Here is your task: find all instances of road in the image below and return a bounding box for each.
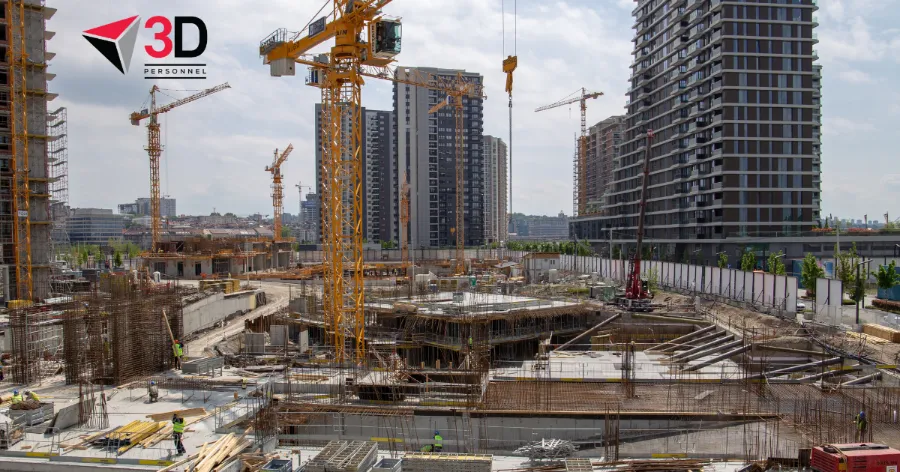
[183,280,296,357]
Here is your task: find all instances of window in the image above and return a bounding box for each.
[793,75,802,89]
[783,42,792,55]
[784,108,792,121]
[783,125,792,138]
[739,73,748,86]
[740,157,748,171]
[783,58,793,71]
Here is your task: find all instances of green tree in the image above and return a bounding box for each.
[381,240,396,249]
[646,267,659,294]
[834,243,859,300]
[873,261,900,291]
[280,226,292,239]
[612,246,621,260]
[767,251,786,275]
[642,245,652,260]
[113,250,123,267]
[717,252,729,269]
[800,253,824,296]
[740,249,756,271]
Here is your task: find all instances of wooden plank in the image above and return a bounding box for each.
[146,407,208,422]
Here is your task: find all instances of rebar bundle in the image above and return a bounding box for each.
[514,438,577,461]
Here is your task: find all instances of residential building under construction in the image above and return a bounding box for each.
[0,0,56,301]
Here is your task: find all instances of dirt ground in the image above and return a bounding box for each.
[657,290,900,365]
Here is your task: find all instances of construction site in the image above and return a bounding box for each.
[3,0,899,471]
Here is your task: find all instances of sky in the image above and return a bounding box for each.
[51,0,896,221]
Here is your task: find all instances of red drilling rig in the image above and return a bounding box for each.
[618,129,654,312]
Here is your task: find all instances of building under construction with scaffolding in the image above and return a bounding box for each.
[0,0,57,302]
[143,234,294,279]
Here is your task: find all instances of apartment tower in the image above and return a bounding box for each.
[483,135,507,244]
[394,67,484,248]
[585,0,821,248]
[584,116,625,215]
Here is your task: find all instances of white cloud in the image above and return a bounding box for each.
[837,69,874,83]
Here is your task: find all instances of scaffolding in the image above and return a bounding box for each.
[48,107,69,252]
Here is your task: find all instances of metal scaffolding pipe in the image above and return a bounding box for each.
[669,334,734,361]
[841,372,881,386]
[797,365,863,382]
[681,344,751,372]
[677,339,744,364]
[647,325,716,352]
[748,357,843,380]
[553,313,621,352]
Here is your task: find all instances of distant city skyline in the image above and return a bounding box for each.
[46,0,897,221]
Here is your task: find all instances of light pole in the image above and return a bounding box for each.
[856,259,872,325]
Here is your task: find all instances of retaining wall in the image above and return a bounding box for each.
[183,290,260,335]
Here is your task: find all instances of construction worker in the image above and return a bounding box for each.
[173,340,184,369]
[433,430,443,452]
[25,390,39,402]
[172,414,186,455]
[468,335,473,351]
[10,390,22,404]
[148,381,159,403]
[856,411,868,441]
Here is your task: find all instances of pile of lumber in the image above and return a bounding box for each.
[93,420,166,454]
[140,407,214,449]
[160,432,249,472]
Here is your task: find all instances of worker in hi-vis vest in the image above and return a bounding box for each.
[172,414,187,455]
[433,430,443,452]
[173,340,184,369]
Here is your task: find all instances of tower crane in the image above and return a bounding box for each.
[400,171,410,269]
[266,144,293,241]
[535,88,603,217]
[259,1,485,361]
[130,83,231,251]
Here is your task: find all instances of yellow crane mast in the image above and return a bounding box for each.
[8,0,31,300]
[130,83,231,252]
[266,144,294,241]
[259,0,401,363]
[400,171,410,268]
[535,89,603,217]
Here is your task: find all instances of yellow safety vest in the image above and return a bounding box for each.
[10,394,22,403]
[433,434,443,447]
[172,418,185,434]
[27,392,39,402]
[174,344,183,357]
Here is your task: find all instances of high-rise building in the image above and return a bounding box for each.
[574,0,821,250]
[364,109,395,243]
[299,192,320,244]
[314,105,396,244]
[0,1,55,300]
[483,135,508,243]
[584,116,624,215]
[394,67,484,248]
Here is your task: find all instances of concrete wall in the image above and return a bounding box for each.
[182,290,259,335]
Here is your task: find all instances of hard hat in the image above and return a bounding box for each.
[150,381,156,385]
[434,430,440,435]
[13,390,18,394]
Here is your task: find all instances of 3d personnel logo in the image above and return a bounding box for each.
[83,15,208,79]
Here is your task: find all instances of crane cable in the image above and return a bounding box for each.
[502,0,517,236]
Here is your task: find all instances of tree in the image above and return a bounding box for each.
[833,243,858,300]
[612,246,621,260]
[381,240,396,249]
[873,261,900,292]
[800,253,824,296]
[280,226,292,239]
[717,252,729,269]
[740,249,756,272]
[767,251,786,275]
[646,267,659,294]
[113,250,123,267]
